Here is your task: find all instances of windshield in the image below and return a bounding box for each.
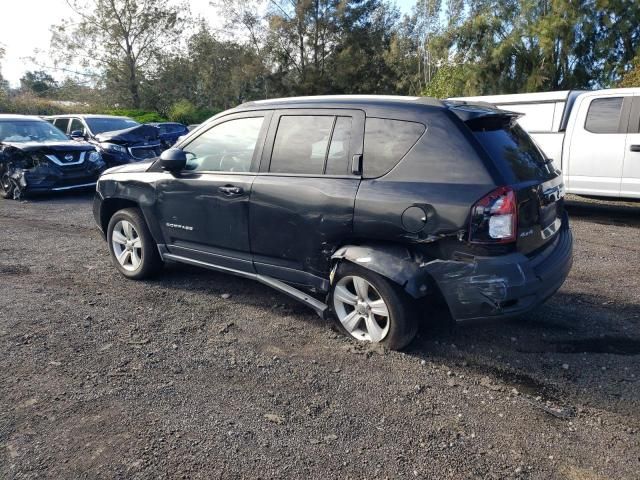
[0,120,69,143]
[86,117,139,134]
[469,116,557,182]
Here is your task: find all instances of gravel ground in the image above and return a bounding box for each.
[0,192,638,479]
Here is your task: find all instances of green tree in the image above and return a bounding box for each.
[51,0,187,108]
[0,44,8,95]
[438,0,640,94]
[146,24,266,115]
[422,63,473,98]
[619,56,640,87]
[20,71,59,97]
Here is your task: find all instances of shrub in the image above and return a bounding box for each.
[104,109,167,123]
[168,100,219,125]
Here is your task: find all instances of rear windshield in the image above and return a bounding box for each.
[469,116,557,182]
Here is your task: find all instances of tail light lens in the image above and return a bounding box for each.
[469,186,517,243]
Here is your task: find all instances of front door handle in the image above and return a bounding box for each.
[219,185,243,196]
[630,144,640,152]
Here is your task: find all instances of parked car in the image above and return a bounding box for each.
[146,122,189,148]
[93,95,573,349]
[0,115,105,200]
[452,88,640,199]
[45,114,164,167]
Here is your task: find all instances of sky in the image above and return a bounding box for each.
[0,0,415,87]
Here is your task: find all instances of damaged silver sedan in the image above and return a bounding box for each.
[0,115,105,200]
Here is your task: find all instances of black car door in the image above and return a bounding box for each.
[155,111,272,273]
[249,109,365,291]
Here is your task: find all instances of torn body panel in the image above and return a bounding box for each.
[332,213,573,321]
[94,125,163,164]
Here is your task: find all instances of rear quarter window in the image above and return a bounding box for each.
[364,118,425,178]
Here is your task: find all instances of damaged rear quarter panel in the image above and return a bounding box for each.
[332,242,529,319]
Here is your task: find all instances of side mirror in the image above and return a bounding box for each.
[159,148,187,172]
[70,130,85,140]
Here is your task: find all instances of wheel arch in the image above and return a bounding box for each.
[330,243,436,299]
[99,197,141,235]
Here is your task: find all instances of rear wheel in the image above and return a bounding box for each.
[0,173,15,199]
[330,263,417,350]
[107,208,162,279]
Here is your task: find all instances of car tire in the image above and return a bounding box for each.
[330,262,418,350]
[107,208,163,280]
[0,173,15,199]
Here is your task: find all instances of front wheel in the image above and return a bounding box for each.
[0,173,15,199]
[107,208,163,279]
[330,263,417,350]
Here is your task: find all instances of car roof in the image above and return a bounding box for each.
[0,114,47,122]
[44,114,132,119]
[240,95,442,110]
[226,95,447,123]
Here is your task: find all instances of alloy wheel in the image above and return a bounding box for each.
[333,275,390,343]
[111,220,143,271]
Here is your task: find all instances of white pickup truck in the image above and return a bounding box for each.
[452,88,640,199]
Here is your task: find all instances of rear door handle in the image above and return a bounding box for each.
[630,145,640,152]
[219,185,243,196]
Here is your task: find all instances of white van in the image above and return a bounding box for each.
[452,88,640,199]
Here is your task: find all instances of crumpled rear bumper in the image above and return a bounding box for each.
[428,214,573,321]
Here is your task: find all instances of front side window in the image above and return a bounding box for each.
[585,97,623,134]
[183,117,264,173]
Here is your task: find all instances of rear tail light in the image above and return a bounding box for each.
[469,186,517,243]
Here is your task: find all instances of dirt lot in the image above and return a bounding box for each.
[0,193,638,479]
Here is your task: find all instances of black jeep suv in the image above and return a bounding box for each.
[93,95,573,349]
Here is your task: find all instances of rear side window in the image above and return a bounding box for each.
[270,116,333,174]
[364,118,425,178]
[326,117,352,175]
[70,118,85,133]
[470,116,556,182]
[269,115,354,175]
[585,97,623,134]
[54,118,70,133]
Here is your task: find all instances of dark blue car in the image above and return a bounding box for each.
[147,122,189,148]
